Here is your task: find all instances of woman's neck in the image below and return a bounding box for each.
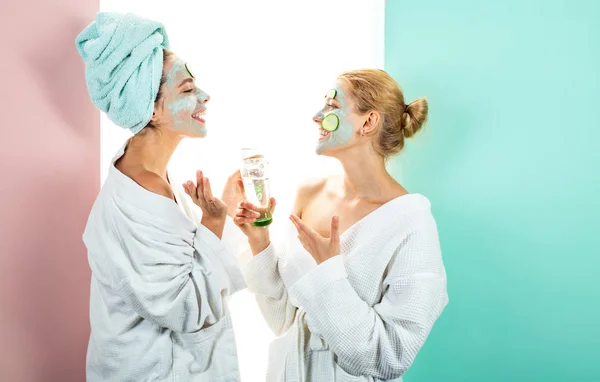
[336,146,403,201]
[125,129,182,178]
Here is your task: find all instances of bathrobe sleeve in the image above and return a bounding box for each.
[109,214,245,334]
[242,243,298,336]
[287,213,449,379]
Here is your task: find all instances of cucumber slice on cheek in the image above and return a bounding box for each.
[321,113,339,132]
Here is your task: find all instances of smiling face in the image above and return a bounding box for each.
[313,80,366,155]
[152,55,210,137]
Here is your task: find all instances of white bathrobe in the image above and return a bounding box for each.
[83,146,245,381]
[243,194,448,382]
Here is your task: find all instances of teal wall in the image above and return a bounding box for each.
[385,1,600,381]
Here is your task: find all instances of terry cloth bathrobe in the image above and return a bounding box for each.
[83,145,245,381]
[242,194,449,382]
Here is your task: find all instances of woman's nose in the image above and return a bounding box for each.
[196,89,210,103]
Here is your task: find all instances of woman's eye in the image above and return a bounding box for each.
[184,89,194,93]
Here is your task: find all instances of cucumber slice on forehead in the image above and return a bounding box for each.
[321,113,339,132]
[185,62,195,78]
[324,89,337,99]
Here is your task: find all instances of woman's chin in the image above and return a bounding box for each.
[193,122,207,138]
[315,145,333,156]
[182,125,207,138]
[191,130,207,138]
[316,142,347,158]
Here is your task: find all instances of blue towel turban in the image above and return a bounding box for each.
[76,13,170,134]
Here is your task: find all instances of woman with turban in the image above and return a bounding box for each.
[77,13,244,381]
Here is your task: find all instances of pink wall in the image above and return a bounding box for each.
[0,0,99,380]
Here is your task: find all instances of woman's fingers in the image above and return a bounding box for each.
[330,216,340,247]
[234,216,257,226]
[290,214,313,238]
[238,201,260,211]
[236,179,247,199]
[186,181,198,203]
[203,177,214,202]
[236,208,261,219]
[196,170,204,200]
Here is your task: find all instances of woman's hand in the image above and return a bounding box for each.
[221,170,245,218]
[233,189,276,255]
[183,170,227,239]
[290,214,340,265]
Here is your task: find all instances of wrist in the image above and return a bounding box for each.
[201,216,225,239]
[248,232,270,255]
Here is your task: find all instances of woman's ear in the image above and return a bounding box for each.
[361,111,380,135]
[151,109,159,123]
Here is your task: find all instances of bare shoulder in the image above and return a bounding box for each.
[292,176,332,216]
[297,176,329,196]
[131,170,174,200]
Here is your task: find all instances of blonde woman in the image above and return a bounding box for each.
[235,70,448,381]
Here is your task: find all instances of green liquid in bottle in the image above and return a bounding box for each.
[252,216,273,227]
[252,210,273,227]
